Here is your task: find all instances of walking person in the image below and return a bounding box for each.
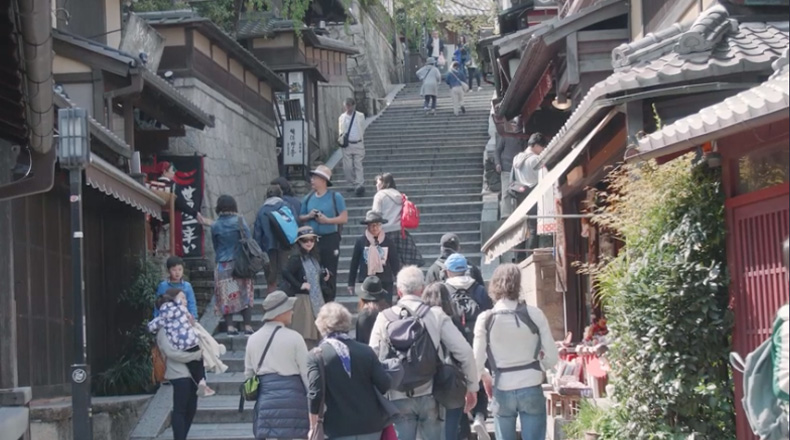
[511,133,548,262]
[338,98,366,197]
[299,165,348,302]
[416,58,441,115]
[372,173,423,267]
[467,52,483,92]
[495,119,527,219]
[355,276,391,345]
[446,61,468,116]
[425,233,484,286]
[271,176,302,226]
[425,30,445,66]
[245,290,310,440]
[155,324,203,440]
[211,195,255,335]
[348,210,400,305]
[368,266,480,440]
[473,264,559,440]
[454,36,469,78]
[281,226,330,348]
[254,185,295,294]
[307,302,393,440]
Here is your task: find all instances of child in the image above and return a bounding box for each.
[149,288,215,397]
[155,256,198,319]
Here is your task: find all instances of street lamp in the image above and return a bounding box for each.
[57,108,93,440]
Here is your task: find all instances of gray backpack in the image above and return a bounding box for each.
[731,339,789,440]
[484,301,542,375]
[381,303,439,394]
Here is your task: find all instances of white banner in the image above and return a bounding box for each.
[283,120,307,166]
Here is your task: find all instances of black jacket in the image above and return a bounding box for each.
[355,307,379,345]
[348,234,400,287]
[426,37,445,57]
[424,249,484,286]
[280,253,330,298]
[307,339,391,438]
[495,135,527,172]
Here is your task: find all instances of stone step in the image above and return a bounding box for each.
[333,182,481,196]
[156,422,254,440]
[342,164,485,177]
[193,396,254,424]
[342,219,482,235]
[340,229,480,246]
[342,193,482,208]
[346,201,483,216]
[338,240,478,255]
[339,175,482,188]
[344,210,483,224]
[361,144,488,154]
[338,252,482,268]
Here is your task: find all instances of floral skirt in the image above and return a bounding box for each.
[214,261,254,316]
[291,294,321,342]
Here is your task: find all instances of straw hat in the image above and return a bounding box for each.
[261,291,296,321]
[310,165,333,186]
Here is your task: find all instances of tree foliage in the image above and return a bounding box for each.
[590,155,735,438]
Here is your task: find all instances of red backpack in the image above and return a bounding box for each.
[401,194,419,237]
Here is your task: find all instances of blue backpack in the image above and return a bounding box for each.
[266,205,298,247]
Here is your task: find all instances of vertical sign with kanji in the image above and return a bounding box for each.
[283,120,306,165]
[157,155,205,258]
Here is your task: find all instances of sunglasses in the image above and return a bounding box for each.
[299,237,316,243]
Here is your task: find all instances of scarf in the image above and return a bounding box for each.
[322,332,352,377]
[365,229,387,276]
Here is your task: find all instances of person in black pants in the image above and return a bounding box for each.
[299,165,348,302]
[155,328,202,440]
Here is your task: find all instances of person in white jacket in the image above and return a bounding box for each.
[416,57,442,115]
[369,266,479,440]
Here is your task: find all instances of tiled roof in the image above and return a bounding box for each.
[135,10,288,91]
[438,0,492,17]
[539,6,789,166]
[633,48,790,161]
[237,12,294,38]
[314,35,359,54]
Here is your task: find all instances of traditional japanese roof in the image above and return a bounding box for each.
[631,48,790,161]
[539,4,789,167]
[52,28,215,129]
[237,12,359,54]
[438,0,493,17]
[314,35,359,55]
[53,90,132,159]
[136,10,288,91]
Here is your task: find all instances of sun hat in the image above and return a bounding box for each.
[427,57,437,65]
[310,165,333,187]
[296,226,318,241]
[360,210,389,225]
[261,291,297,321]
[440,233,460,250]
[358,276,388,301]
[445,253,468,273]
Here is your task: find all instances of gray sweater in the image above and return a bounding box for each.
[157,329,202,381]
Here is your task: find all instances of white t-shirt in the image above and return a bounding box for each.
[432,38,441,58]
[513,151,541,188]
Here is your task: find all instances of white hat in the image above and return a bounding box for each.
[261,291,297,321]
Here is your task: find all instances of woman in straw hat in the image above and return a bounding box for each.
[281,226,330,347]
[245,290,310,439]
[347,211,400,305]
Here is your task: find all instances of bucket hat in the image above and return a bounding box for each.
[261,291,296,321]
[310,165,334,187]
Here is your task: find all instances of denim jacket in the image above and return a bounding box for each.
[211,214,250,263]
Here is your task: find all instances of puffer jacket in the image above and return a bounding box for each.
[253,374,309,439]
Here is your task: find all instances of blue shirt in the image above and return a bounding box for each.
[446,69,467,88]
[211,214,251,263]
[301,191,347,236]
[154,279,198,318]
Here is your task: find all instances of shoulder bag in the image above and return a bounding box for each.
[506,152,534,199]
[238,326,281,412]
[338,111,357,148]
[151,345,166,385]
[309,347,326,440]
[450,71,469,93]
[233,215,270,279]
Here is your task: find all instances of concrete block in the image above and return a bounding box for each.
[0,387,32,405]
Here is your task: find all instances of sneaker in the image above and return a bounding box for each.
[354,186,366,197]
[197,380,216,398]
[472,414,490,440]
[430,109,436,115]
[477,86,483,92]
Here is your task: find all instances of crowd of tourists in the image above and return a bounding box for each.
[146,61,561,440]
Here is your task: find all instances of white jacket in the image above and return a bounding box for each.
[194,322,228,374]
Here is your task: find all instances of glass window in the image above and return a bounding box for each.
[736,143,790,195]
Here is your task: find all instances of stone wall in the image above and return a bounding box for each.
[30,395,151,440]
[325,0,404,116]
[520,251,565,341]
[165,77,280,260]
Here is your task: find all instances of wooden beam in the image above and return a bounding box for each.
[579,57,612,73]
[566,32,580,86]
[577,29,629,42]
[123,98,135,151]
[92,69,105,125]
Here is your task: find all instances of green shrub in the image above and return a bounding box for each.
[590,155,735,438]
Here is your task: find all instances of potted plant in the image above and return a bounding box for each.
[564,400,604,440]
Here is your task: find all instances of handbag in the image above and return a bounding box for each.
[151,345,166,384]
[432,343,467,409]
[338,111,357,148]
[309,347,326,440]
[232,215,270,279]
[437,53,446,66]
[238,327,281,412]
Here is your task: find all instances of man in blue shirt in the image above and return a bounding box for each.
[299,165,348,301]
[154,256,198,318]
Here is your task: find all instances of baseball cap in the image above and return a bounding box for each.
[440,233,460,250]
[445,253,468,273]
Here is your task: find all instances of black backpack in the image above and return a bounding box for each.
[445,283,482,342]
[381,303,439,394]
[484,301,542,375]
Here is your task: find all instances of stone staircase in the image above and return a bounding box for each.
[152,83,493,439]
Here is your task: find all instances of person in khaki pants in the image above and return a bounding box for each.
[338,97,367,196]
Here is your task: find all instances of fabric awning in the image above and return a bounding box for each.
[482,109,617,262]
[85,155,166,219]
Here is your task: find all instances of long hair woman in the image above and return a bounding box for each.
[372,173,424,267]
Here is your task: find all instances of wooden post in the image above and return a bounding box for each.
[0,139,18,388]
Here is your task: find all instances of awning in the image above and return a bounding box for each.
[85,155,166,219]
[482,109,617,262]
